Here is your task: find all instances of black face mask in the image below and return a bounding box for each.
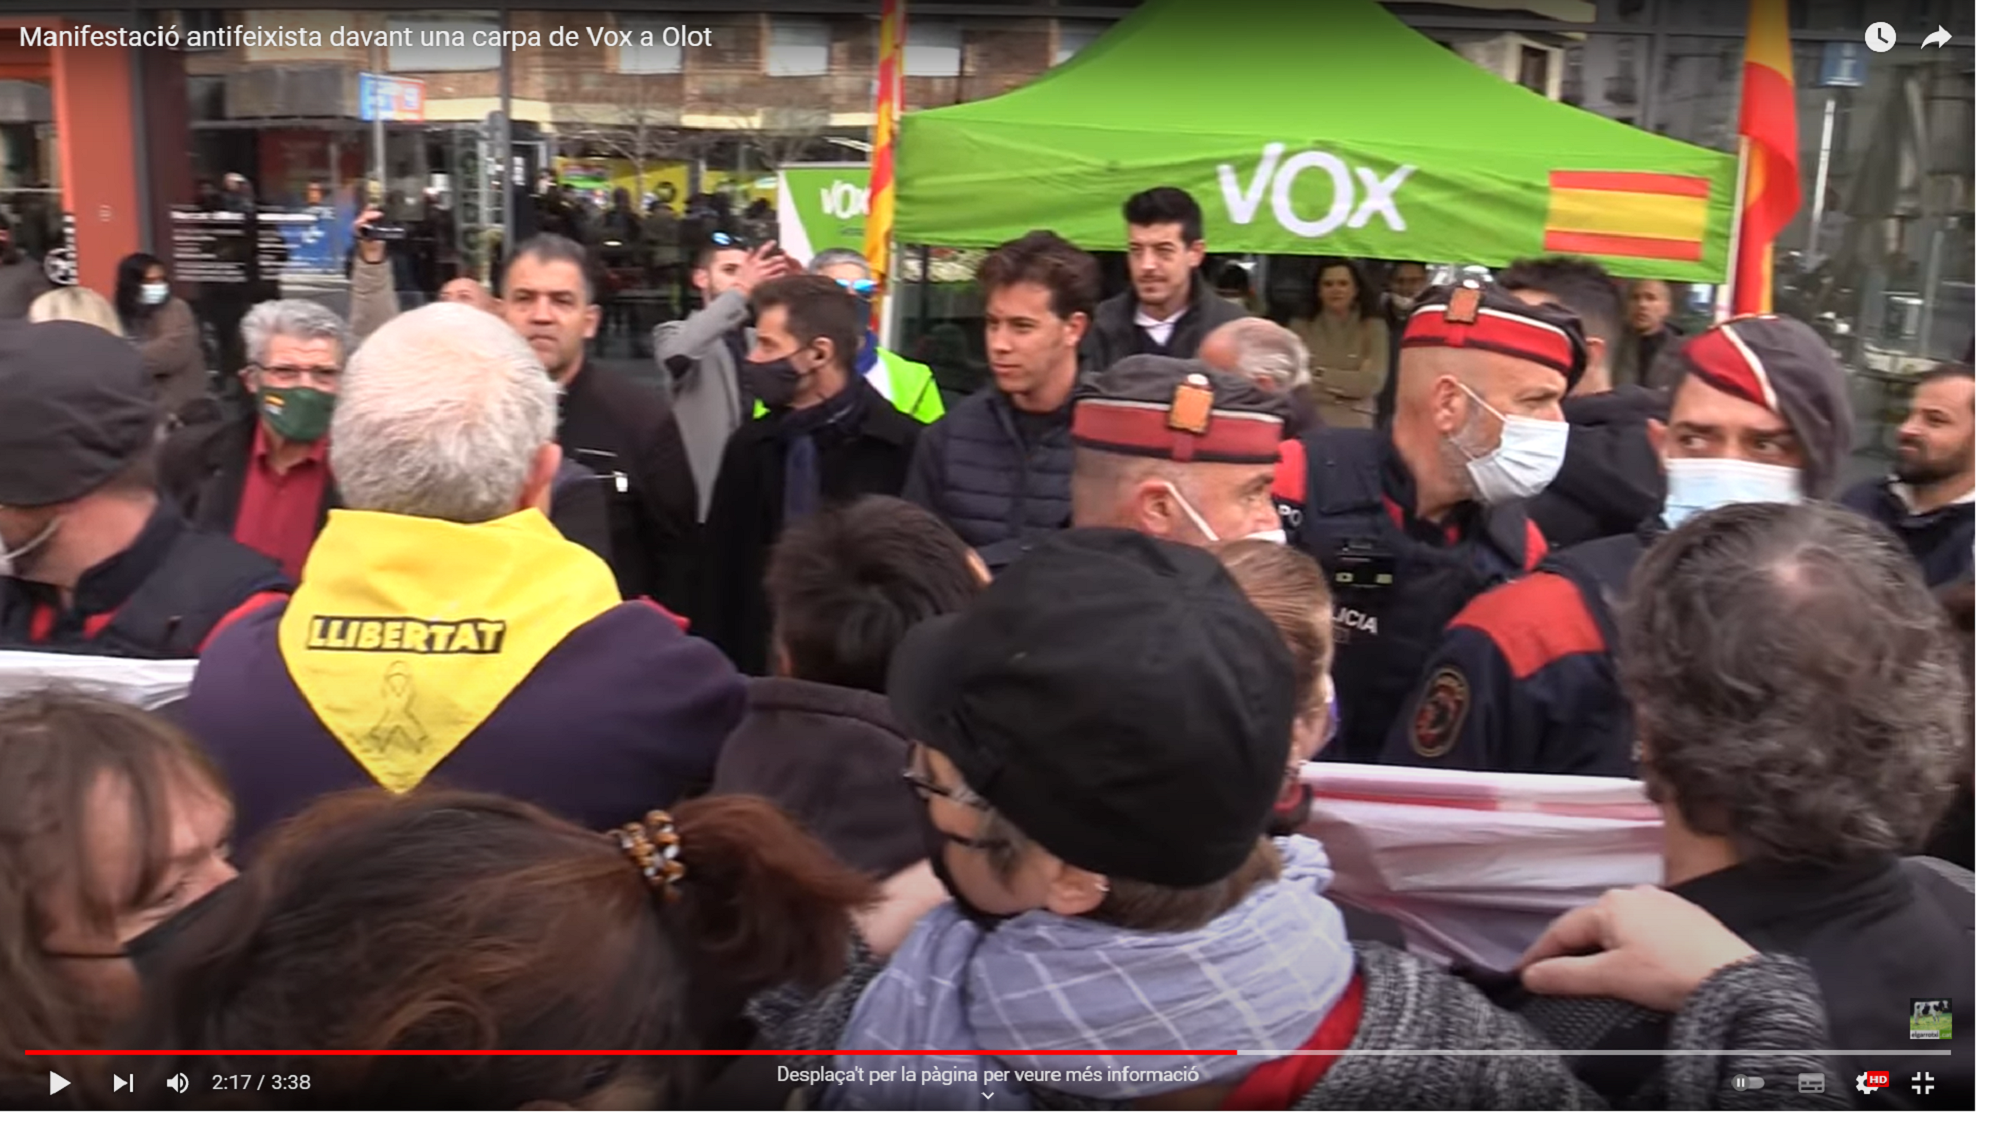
[917,814,1012,932]
[124,877,242,981]
[739,348,805,409]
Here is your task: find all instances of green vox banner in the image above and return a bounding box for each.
[777,164,873,263]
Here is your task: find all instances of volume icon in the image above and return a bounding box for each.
[167,1073,190,1094]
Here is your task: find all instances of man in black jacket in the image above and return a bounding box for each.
[1502,257,1669,550]
[1503,502,1974,1110]
[1080,187,1247,370]
[500,234,699,610]
[1841,363,1975,587]
[904,230,1096,570]
[0,321,287,658]
[699,275,923,674]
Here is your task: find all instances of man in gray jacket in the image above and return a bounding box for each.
[652,236,794,520]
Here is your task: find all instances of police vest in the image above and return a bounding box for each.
[1278,428,1546,762]
[17,530,287,659]
[752,348,942,424]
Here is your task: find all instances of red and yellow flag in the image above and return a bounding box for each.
[1730,0,1800,314]
[862,0,906,289]
[1543,170,1712,263]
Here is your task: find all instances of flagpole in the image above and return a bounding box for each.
[1717,137,1751,323]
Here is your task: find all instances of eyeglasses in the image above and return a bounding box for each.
[902,743,1010,850]
[254,363,341,388]
[833,277,880,298]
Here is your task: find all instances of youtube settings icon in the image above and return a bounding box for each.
[1855,1070,1890,1095]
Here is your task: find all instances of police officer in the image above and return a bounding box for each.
[0,321,290,658]
[1379,314,1854,775]
[1069,355,1289,546]
[1275,280,1587,763]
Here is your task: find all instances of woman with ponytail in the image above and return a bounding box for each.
[126,790,873,1109]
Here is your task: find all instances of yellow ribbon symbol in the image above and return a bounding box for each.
[365,660,430,760]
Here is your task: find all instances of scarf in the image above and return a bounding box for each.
[828,835,1354,1111]
[778,375,867,527]
[278,508,623,793]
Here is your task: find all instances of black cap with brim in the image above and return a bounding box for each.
[887,528,1295,889]
[0,321,158,506]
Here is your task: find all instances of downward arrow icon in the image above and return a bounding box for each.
[982,1092,994,1100]
[49,1072,71,1096]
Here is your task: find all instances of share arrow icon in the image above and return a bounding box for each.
[49,1072,70,1096]
[1922,26,1952,48]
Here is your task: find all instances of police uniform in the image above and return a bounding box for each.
[1379,314,1857,774]
[1277,283,1586,763]
[0,320,289,659]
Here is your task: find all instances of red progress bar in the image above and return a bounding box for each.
[31,1050,1236,1057]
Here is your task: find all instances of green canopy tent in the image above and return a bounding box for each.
[896,0,1739,282]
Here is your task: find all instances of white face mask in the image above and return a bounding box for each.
[1660,458,1804,529]
[1448,382,1569,504]
[140,281,169,306]
[1164,480,1287,545]
[0,511,62,579]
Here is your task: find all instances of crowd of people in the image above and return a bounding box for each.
[0,179,1975,1110]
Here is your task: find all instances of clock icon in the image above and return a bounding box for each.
[1864,22,1897,53]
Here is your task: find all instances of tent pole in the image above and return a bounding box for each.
[1717,137,1751,323]
[917,244,932,331]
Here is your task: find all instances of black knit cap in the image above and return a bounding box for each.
[886,527,1295,888]
[0,320,158,506]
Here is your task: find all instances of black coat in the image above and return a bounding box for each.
[1080,273,1250,370]
[1526,386,1669,551]
[710,677,925,879]
[698,380,922,675]
[1840,478,1975,589]
[556,360,701,607]
[901,385,1074,556]
[1493,855,1974,1110]
[158,407,617,568]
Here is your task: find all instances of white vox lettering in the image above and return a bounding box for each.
[1216,144,1417,237]
[1219,142,1285,226]
[819,181,867,220]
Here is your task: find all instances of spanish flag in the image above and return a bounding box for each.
[1543,171,1713,263]
[862,0,906,292]
[1730,0,1801,314]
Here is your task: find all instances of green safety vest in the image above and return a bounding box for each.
[752,348,943,424]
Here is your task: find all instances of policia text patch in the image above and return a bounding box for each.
[306,615,507,655]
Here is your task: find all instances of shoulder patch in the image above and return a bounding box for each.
[1449,572,1605,678]
[1410,666,1471,759]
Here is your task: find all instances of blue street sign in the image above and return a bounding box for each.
[1818,42,1867,88]
[359,72,427,122]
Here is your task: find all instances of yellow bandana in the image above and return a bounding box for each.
[279,508,623,793]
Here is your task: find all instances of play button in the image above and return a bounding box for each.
[49,1072,70,1096]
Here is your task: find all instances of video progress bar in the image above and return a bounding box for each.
[1231,1049,1952,1057]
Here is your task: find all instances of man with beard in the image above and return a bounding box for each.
[1080,187,1247,369]
[1841,364,1974,587]
[1379,314,1853,776]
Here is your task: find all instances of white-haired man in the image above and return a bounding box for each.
[185,303,746,849]
[1198,317,1323,438]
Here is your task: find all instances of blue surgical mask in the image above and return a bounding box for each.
[1660,457,1804,529]
[140,281,169,306]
